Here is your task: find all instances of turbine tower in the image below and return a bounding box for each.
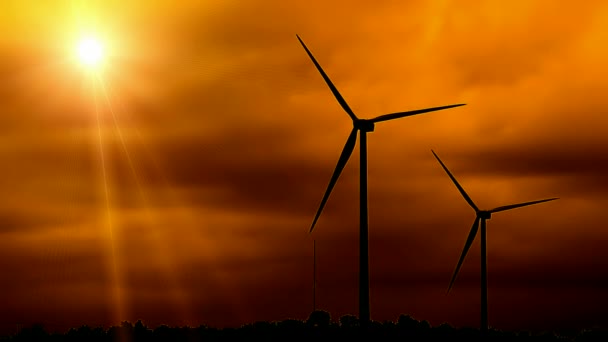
[313,239,316,312]
[297,34,466,328]
[431,150,558,334]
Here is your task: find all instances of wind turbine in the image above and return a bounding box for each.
[431,149,558,334]
[297,34,465,328]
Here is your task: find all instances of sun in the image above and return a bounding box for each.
[76,37,104,69]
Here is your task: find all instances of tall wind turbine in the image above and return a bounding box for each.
[431,150,558,334]
[297,34,465,328]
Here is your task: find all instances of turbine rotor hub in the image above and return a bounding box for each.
[479,211,491,219]
[355,119,375,132]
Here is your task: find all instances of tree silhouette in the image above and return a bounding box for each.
[339,314,359,329]
[306,310,331,328]
[65,325,106,342]
[0,317,598,341]
[13,324,47,342]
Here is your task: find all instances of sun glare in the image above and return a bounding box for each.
[77,37,104,69]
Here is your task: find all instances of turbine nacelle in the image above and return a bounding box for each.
[355,119,375,132]
[478,211,492,220]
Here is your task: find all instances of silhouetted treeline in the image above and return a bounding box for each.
[2,311,607,342]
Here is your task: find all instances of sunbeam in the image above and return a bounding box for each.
[91,74,127,326]
[96,74,194,324]
[100,79,247,324]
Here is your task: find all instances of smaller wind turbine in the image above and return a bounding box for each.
[431,150,558,334]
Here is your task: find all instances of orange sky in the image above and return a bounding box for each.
[1,0,608,334]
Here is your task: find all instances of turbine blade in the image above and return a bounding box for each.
[310,127,358,233]
[371,104,465,123]
[489,198,559,213]
[296,34,358,121]
[447,217,480,293]
[431,150,479,212]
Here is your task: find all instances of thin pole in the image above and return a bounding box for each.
[480,218,488,335]
[313,239,316,312]
[359,131,370,329]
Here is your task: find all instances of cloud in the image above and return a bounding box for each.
[0,0,607,334]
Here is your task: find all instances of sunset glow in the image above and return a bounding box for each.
[1,0,608,337]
